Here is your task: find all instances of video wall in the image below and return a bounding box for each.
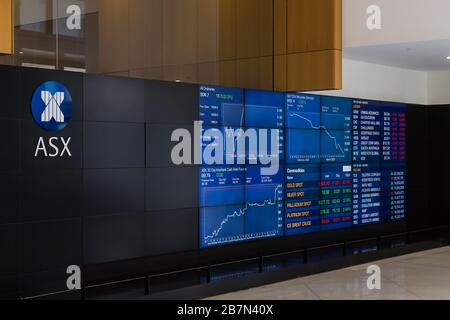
[199,86,407,248]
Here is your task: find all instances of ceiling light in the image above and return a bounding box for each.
[447,56,450,60]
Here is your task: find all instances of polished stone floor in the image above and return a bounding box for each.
[208,246,450,300]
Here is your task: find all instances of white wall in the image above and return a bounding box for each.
[344,0,450,47]
[428,71,450,105]
[308,58,428,105]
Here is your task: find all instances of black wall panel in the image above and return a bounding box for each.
[0,173,19,224]
[83,122,145,168]
[406,105,429,188]
[146,167,198,211]
[83,213,145,265]
[0,276,18,300]
[145,209,199,256]
[428,106,450,227]
[406,105,430,229]
[20,219,82,274]
[84,74,145,123]
[0,119,20,170]
[0,65,20,118]
[0,224,19,277]
[21,170,82,222]
[20,268,75,298]
[83,169,145,216]
[407,187,430,230]
[145,81,198,125]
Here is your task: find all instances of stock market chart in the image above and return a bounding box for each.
[199,86,407,247]
[246,90,285,128]
[200,85,244,126]
[286,94,321,129]
[200,165,284,248]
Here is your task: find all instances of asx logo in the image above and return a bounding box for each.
[31,81,73,158]
[31,81,73,132]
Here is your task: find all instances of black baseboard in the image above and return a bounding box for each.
[80,239,444,300]
[139,240,444,300]
[26,228,450,300]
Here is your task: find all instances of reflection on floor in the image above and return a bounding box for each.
[207,246,450,300]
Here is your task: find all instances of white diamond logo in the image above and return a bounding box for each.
[40,91,65,123]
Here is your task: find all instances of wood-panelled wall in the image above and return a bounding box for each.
[275,0,342,91]
[98,0,341,92]
[0,0,13,55]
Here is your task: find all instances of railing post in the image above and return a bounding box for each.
[206,265,212,283]
[81,286,86,301]
[258,256,264,273]
[303,248,308,264]
[80,267,86,301]
[377,237,382,251]
[144,276,150,295]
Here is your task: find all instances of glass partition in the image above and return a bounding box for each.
[4,0,275,90]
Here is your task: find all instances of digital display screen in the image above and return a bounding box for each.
[319,164,353,231]
[245,90,285,128]
[285,165,321,235]
[352,99,382,163]
[200,85,244,127]
[199,165,284,247]
[352,163,382,226]
[199,87,407,248]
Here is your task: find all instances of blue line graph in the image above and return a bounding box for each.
[200,184,283,247]
[286,94,321,129]
[321,129,351,163]
[321,96,352,130]
[204,185,281,240]
[290,112,346,155]
[246,90,285,128]
[286,100,351,163]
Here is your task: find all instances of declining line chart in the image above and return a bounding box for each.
[286,111,351,164]
[289,112,346,155]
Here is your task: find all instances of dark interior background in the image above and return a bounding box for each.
[0,65,443,299]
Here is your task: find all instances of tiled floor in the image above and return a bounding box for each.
[207,246,450,300]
